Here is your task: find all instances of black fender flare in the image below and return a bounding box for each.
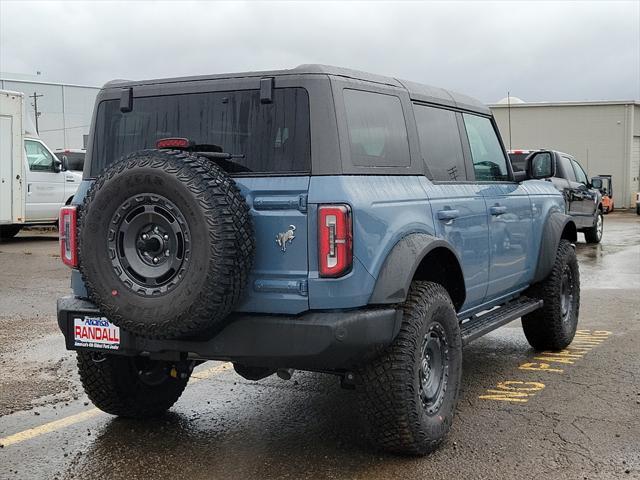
[533,212,576,283]
[369,233,463,305]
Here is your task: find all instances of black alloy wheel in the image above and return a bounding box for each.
[110,194,190,295]
[419,322,450,416]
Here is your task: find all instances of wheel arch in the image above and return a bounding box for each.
[533,212,576,284]
[369,233,466,311]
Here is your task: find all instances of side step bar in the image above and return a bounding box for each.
[460,297,543,346]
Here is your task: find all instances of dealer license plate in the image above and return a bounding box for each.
[73,316,120,350]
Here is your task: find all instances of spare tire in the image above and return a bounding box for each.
[78,149,254,339]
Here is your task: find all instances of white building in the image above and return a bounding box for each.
[0,75,100,151]
[491,98,640,208]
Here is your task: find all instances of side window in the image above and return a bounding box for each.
[25,140,55,172]
[343,89,410,167]
[559,156,577,182]
[414,105,467,181]
[462,114,509,181]
[571,159,588,185]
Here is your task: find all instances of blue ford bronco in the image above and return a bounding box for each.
[57,65,580,455]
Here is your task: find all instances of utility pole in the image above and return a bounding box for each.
[507,90,512,151]
[29,91,43,134]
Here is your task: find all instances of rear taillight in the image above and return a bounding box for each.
[59,206,78,268]
[318,204,352,278]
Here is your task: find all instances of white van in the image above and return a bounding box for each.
[0,90,82,239]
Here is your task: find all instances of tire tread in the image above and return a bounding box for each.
[358,281,461,455]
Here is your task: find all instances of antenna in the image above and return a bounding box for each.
[507,90,512,151]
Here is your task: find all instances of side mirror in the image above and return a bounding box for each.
[591,178,602,190]
[53,158,63,173]
[527,152,555,179]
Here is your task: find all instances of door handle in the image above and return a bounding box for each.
[66,176,76,182]
[437,209,460,221]
[490,205,507,216]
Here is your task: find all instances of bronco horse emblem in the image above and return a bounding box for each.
[276,225,296,252]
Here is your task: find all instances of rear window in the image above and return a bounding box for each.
[508,153,528,172]
[344,89,410,167]
[559,155,576,181]
[91,88,310,176]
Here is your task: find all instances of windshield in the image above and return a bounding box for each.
[92,88,310,176]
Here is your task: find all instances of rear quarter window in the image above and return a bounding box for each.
[92,87,310,176]
[343,89,410,167]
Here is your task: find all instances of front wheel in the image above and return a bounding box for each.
[583,211,603,244]
[77,352,191,417]
[358,281,462,455]
[0,225,21,240]
[522,239,580,350]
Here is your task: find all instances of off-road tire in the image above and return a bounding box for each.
[77,351,190,417]
[0,225,21,240]
[78,149,254,339]
[583,210,603,244]
[358,281,462,455]
[522,239,580,350]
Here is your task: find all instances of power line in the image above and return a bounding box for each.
[37,124,90,133]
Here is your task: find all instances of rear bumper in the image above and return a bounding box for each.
[57,296,402,370]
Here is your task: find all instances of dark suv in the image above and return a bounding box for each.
[57,65,580,455]
[509,149,603,243]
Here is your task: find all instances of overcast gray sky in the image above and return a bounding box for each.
[1,0,639,103]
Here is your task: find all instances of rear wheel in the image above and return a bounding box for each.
[358,282,462,455]
[522,239,580,350]
[77,351,191,417]
[0,225,21,240]
[583,211,603,244]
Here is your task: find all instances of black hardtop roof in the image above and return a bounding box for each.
[103,64,489,115]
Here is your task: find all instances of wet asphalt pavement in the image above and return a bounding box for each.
[0,212,638,480]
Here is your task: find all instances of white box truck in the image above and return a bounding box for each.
[0,90,82,239]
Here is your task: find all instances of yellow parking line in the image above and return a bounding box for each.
[0,362,231,448]
[192,362,231,381]
[0,409,102,447]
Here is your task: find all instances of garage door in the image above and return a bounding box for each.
[632,136,640,206]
